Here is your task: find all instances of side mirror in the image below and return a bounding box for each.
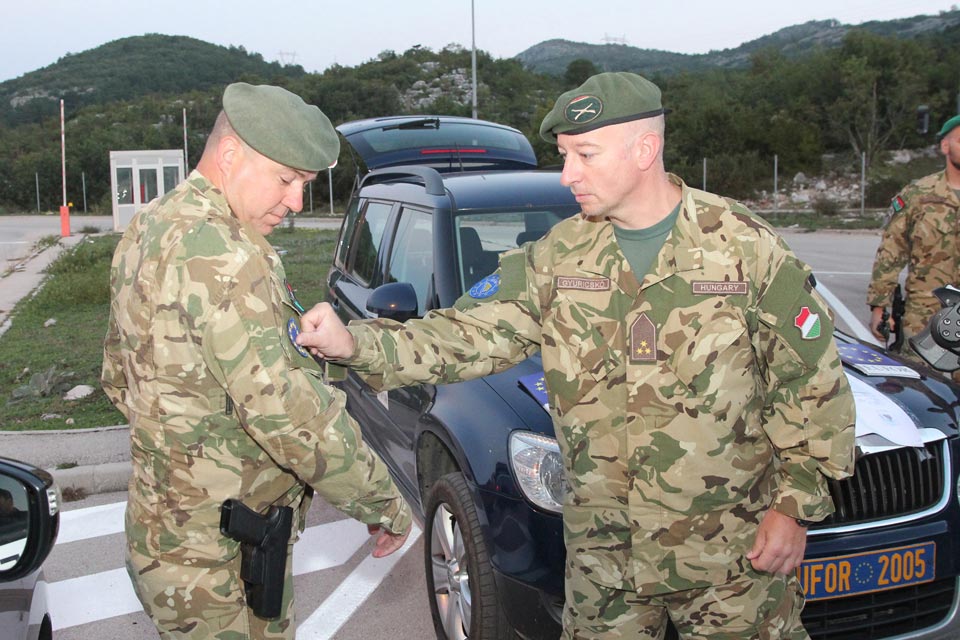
[366,282,420,322]
[0,457,59,582]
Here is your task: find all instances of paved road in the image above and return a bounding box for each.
[0,213,341,266]
[47,492,434,640]
[0,215,112,267]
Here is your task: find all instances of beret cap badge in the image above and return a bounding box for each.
[564,95,603,124]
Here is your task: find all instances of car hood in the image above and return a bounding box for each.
[481,339,960,446]
[837,337,960,441]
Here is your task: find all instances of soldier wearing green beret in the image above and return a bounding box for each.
[298,72,855,639]
[101,82,411,639]
[868,114,960,372]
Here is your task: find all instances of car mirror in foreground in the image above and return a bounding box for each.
[0,457,60,582]
[366,282,421,322]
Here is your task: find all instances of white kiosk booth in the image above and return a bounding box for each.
[110,150,186,231]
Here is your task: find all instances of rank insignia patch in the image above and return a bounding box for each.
[287,317,310,357]
[469,274,500,299]
[630,313,657,362]
[794,306,822,340]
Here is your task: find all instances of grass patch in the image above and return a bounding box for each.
[0,229,338,431]
[36,235,61,250]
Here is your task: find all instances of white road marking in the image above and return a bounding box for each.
[58,500,126,543]
[297,525,422,640]
[50,500,407,631]
[49,567,140,630]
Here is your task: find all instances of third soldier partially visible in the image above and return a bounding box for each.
[868,114,960,358]
[297,72,856,639]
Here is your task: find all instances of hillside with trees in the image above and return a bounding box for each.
[0,11,957,214]
[0,34,304,128]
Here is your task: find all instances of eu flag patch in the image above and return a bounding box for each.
[518,371,549,411]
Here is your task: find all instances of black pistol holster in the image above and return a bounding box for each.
[219,499,293,620]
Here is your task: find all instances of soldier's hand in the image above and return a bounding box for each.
[746,509,807,575]
[368,524,410,558]
[297,302,355,360]
[870,306,893,342]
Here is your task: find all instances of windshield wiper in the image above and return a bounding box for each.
[381,117,440,131]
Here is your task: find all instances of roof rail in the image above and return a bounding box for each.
[359,166,445,196]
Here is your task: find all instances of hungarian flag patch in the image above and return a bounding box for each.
[794,306,821,340]
[891,195,906,214]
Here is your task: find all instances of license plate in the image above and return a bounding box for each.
[798,542,936,601]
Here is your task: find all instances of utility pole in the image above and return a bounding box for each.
[471,0,478,119]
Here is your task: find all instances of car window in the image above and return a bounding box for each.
[386,209,433,316]
[455,209,569,291]
[349,201,393,286]
[334,197,362,269]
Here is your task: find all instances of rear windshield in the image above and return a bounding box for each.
[354,121,527,154]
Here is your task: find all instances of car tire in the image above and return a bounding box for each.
[424,472,515,640]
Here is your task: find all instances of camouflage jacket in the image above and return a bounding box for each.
[102,171,410,565]
[339,175,855,593]
[867,171,960,336]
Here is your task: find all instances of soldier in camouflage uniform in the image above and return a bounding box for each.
[299,72,856,639]
[101,83,411,639]
[868,114,960,355]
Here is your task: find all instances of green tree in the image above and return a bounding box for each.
[564,59,600,87]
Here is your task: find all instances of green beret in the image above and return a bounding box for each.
[222,82,339,171]
[540,72,667,143]
[937,114,960,142]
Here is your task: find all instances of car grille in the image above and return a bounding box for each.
[815,440,946,528]
[803,577,957,639]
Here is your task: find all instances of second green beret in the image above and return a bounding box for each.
[540,72,667,143]
[937,114,960,142]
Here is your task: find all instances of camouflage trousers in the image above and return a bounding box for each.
[562,565,807,640]
[126,543,295,639]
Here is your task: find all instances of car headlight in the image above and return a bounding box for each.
[509,431,567,513]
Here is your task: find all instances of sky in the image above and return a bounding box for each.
[2,0,956,83]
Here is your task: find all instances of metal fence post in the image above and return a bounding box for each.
[773,154,779,212]
[328,168,334,215]
[860,151,866,217]
[702,157,707,191]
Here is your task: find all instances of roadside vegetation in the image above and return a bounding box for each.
[0,228,337,431]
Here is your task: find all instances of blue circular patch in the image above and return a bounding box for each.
[286,317,310,358]
[469,274,500,299]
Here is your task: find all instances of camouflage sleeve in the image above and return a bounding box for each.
[866,192,912,307]
[197,250,410,535]
[101,303,130,419]
[100,234,134,419]
[752,236,856,522]
[342,246,542,391]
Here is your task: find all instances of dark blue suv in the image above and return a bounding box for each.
[326,115,960,640]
